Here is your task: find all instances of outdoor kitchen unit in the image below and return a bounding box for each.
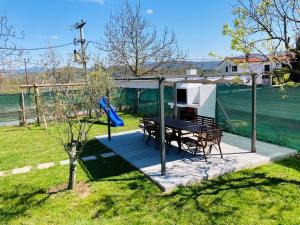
[169,83,217,120]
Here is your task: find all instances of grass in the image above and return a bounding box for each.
[0,113,300,224]
[0,112,139,171]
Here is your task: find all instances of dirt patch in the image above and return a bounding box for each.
[47,183,67,194]
[74,181,90,198]
[47,181,90,198]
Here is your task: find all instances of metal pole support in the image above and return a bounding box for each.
[106,90,111,141]
[251,74,257,153]
[159,78,166,175]
[173,82,177,119]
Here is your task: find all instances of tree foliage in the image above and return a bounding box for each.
[223,0,300,76]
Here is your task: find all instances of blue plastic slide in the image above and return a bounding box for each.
[98,97,124,127]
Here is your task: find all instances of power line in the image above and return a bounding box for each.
[0,42,74,51]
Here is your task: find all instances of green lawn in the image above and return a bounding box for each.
[1,114,300,224]
[0,113,139,171]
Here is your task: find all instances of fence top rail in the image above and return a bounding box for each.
[19,83,86,88]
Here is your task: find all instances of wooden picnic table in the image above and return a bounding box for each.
[149,116,210,152]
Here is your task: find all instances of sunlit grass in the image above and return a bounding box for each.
[0,113,300,224]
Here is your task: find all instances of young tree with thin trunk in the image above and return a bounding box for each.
[223,0,300,80]
[38,52,113,189]
[104,0,186,113]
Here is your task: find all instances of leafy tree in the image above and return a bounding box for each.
[223,0,300,79]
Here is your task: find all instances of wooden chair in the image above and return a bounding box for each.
[181,129,223,162]
[139,116,150,137]
[154,126,177,152]
[143,120,157,146]
[193,115,217,128]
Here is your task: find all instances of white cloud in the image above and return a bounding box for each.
[146,9,154,15]
[51,35,59,39]
[39,35,59,40]
[85,0,105,5]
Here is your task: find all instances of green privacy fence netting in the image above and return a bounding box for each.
[112,87,174,116]
[0,92,36,125]
[216,84,300,151]
[0,85,299,151]
[0,87,174,126]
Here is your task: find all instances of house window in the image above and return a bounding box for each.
[232,65,238,72]
[225,66,228,72]
[264,64,270,72]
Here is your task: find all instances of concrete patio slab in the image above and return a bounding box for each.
[96,130,297,192]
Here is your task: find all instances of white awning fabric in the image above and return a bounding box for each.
[114,75,250,89]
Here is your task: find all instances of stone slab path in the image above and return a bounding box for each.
[1,149,117,177]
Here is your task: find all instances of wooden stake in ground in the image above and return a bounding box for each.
[19,91,26,126]
[33,84,47,128]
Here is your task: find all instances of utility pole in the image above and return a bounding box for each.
[74,20,87,70]
[24,58,29,85]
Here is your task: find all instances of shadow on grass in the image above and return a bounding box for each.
[275,153,300,172]
[0,185,54,224]
[88,156,300,222]
[152,157,300,223]
[79,139,140,182]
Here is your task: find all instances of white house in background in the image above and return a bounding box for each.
[218,55,283,85]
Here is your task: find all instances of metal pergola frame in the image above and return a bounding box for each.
[109,72,257,175]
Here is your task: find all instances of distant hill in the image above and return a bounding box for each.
[184,60,221,71]
[10,60,221,75]
[15,67,44,74]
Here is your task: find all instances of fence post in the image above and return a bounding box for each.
[19,91,26,126]
[33,83,40,126]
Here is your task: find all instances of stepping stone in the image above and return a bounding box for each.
[0,171,5,177]
[101,152,116,158]
[60,160,69,165]
[37,162,55,170]
[12,166,32,174]
[81,156,97,161]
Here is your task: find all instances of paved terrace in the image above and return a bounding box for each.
[96,130,297,192]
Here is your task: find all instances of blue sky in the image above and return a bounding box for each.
[1,0,237,66]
